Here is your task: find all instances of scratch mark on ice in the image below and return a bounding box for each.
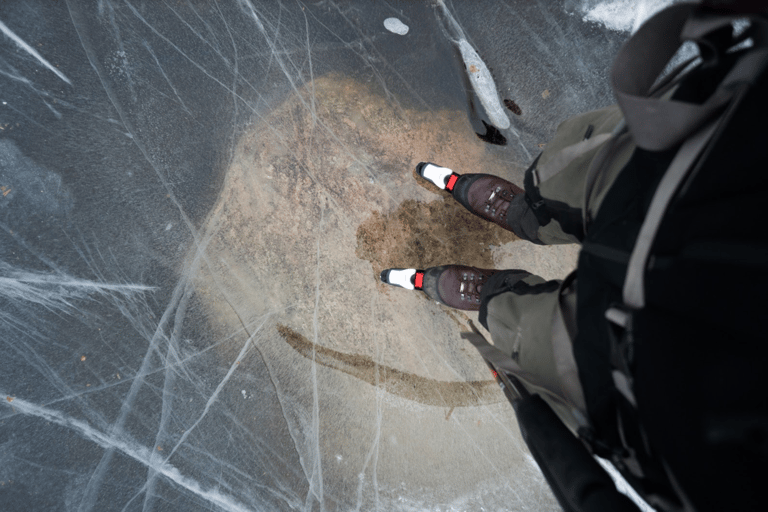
[0,18,72,85]
[354,294,382,512]
[307,206,325,511]
[142,41,195,118]
[0,264,156,321]
[165,319,265,461]
[0,395,255,512]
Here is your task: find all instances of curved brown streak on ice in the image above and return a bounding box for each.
[277,325,502,408]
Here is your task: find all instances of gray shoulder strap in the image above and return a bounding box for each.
[623,53,768,308]
[616,6,768,307]
[612,4,768,151]
[622,118,719,308]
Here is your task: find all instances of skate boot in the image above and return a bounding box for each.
[380,265,498,311]
[416,162,524,230]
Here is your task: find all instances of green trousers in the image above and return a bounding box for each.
[480,105,634,431]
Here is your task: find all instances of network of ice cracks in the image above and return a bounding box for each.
[0,1,660,511]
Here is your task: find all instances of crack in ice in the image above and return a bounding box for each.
[0,395,256,512]
[307,207,325,511]
[354,294,382,512]
[0,18,72,85]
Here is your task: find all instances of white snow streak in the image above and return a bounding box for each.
[457,39,510,129]
[435,1,510,130]
[0,395,254,512]
[0,265,155,318]
[581,0,680,34]
[0,18,72,85]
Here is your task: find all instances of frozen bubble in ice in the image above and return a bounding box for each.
[384,18,409,36]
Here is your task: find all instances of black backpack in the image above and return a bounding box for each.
[575,4,768,510]
[465,4,768,511]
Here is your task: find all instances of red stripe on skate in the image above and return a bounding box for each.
[414,272,424,289]
[446,174,458,191]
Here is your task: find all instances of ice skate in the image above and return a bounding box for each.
[381,264,498,311]
[416,162,524,231]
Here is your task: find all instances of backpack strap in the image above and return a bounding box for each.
[612,3,768,151]
[622,117,720,308]
[614,6,768,308]
[596,7,768,501]
[581,120,631,232]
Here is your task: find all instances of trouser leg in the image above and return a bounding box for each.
[461,106,633,425]
[507,105,633,245]
[479,269,584,430]
[479,270,563,390]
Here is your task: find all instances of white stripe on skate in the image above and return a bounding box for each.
[387,269,417,290]
[421,164,453,190]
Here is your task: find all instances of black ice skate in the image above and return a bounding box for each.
[416,162,523,231]
[381,265,498,311]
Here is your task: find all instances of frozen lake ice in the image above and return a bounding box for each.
[0,1,664,510]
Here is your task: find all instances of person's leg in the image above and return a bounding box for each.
[517,105,633,244]
[380,263,585,429]
[380,265,498,311]
[380,263,586,429]
[479,270,560,363]
[417,104,633,245]
[478,269,585,431]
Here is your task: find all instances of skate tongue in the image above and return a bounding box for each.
[384,268,417,290]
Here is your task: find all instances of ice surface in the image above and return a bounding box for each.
[1,1,631,511]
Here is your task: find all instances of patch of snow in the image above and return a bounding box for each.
[581,0,680,33]
[384,18,409,36]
